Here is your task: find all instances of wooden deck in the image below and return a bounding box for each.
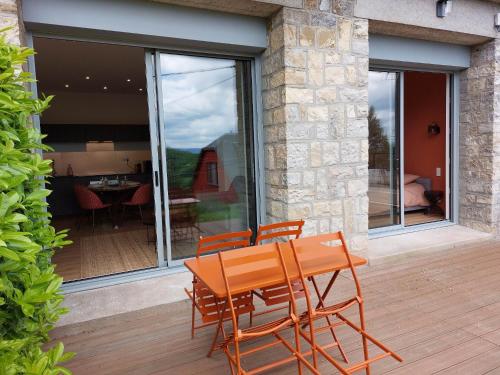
[51,240,500,374]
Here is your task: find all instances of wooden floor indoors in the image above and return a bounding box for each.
[52,215,157,281]
[50,240,500,374]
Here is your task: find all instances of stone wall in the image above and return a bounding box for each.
[262,1,369,253]
[459,39,500,234]
[0,0,22,45]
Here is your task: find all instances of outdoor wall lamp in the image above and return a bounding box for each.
[495,13,500,32]
[428,122,441,136]
[436,0,452,18]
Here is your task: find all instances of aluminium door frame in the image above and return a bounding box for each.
[368,65,458,237]
[145,50,167,267]
[368,69,404,235]
[152,49,262,268]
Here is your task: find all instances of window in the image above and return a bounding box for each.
[207,162,218,186]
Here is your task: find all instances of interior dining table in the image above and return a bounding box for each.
[184,233,367,357]
[88,180,141,228]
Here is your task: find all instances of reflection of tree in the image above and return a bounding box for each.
[368,106,390,169]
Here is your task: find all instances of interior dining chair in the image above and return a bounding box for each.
[121,183,152,222]
[184,229,254,339]
[74,184,112,232]
[289,232,403,374]
[217,242,319,375]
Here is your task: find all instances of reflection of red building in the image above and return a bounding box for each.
[192,148,224,194]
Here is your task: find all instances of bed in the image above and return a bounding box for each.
[404,174,431,212]
[368,170,431,217]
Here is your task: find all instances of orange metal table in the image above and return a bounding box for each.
[184,235,367,357]
[184,238,366,299]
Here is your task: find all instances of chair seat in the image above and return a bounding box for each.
[122,201,139,206]
[88,203,112,210]
[216,316,293,349]
[255,279,305,306]
[185,283,254,324]
[300,297,358,322]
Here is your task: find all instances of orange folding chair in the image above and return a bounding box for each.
[184,230,254,339]
[253,220,349,363]
[217,242,319,375]
[290,232,403,374]
[253,220,306,315]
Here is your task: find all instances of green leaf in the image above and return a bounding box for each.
[0,247,20,261]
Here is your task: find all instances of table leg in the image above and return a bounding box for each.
[207,298,228,358]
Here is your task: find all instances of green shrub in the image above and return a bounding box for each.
[0,28,73,374]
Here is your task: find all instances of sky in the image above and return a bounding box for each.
[160,54,240,149]
[368,71,398,143]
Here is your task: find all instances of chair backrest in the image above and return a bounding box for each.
[74,184,106,210]
[196,229,252,258]
[255,220,305,245]
[130,183,152,205]
[289,231,363,313]
[218,242,299,330]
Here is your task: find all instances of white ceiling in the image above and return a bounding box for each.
[33,37,147,96]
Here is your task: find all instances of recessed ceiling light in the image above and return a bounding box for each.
[103,86,108,90]
[138,88,143,92]
[85,76,90,80]
[64,84,70,88]
[126,78,131,82]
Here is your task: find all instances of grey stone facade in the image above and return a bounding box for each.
[459,39,500,234]
[261,2,369,253]
[0,0,21,45]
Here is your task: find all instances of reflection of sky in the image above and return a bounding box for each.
[160,54,238,149]
[368,72,397,143]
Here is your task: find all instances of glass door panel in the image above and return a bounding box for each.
[157,53,256,262]
[368,71,401,229]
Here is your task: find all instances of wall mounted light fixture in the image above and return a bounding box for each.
[428,122,441,136]
[436,0,452,18]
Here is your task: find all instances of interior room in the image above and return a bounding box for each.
[368,70,448,230]
[34,37,157,282]
[403,71,447,226]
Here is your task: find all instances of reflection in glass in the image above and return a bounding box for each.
[368,71,400,229]
[159,54,255,260]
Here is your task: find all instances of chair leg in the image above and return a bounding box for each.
[191,279,196,339]
[92,209,95,232]
[359,302,370,375]
[294,323,303,375]
[138,205,143,221]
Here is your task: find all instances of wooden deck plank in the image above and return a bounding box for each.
[50,240,500,374]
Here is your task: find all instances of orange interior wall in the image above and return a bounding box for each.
[404,71,447,208]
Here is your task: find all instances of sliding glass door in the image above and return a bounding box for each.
[368,71,401,230]
[155,52,257,264]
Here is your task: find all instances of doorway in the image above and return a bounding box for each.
[34,37,159,281]
[32,37,260,281]
[368,70,450,231]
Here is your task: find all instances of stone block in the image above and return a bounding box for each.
[325,66,345,85]
[284,87,314,104]
[307,106,329,122]
[322,142,340,165]
[316,87,337,104]
[300,26,315,47]
[337,18,352,51]
[317,28,336,49]
[311,12,337,28]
